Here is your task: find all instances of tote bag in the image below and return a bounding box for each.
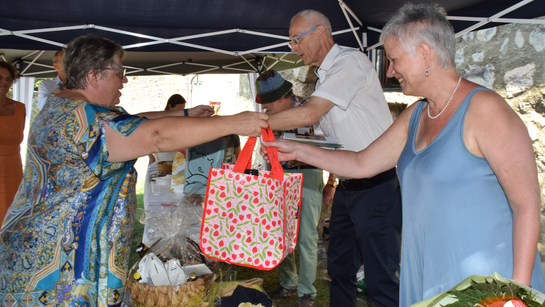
[200,126,304,270]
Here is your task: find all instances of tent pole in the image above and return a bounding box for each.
[338,0,365,51]
[240,55,258,72]
[238,42,290,56]
[455,0,535,37]
[448,16,545,25]
[19,51,44,75]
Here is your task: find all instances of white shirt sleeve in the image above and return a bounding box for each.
[37,79,59,110]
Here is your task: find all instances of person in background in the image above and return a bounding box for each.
[262,3,545,306]
[223,134,241,163]
[149,93,189,164]
[0,33,268,305]
[257,69,324,307]
[0,62,25,222]
[267,9,402,307]
[38,50,65,110]
[165,93,186,111]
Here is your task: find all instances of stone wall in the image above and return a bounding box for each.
[455,18,545,96]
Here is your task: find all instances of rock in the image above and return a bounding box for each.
[455,48,465,67]
[504,63,535,97]
[472,51,484,62]
[476,27,496,42]
[515,29,525,48]
[529,27,545,52]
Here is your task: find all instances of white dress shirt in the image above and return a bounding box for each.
[38,76,61,110]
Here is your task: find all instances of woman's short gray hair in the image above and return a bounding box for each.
[380,3,456,69]
[63,34,125,90]
[292,9,332,36]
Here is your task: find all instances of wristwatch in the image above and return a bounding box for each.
[327,179,338,188]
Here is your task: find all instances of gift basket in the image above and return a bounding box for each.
[124,187,220,307]
[412,273,545,307]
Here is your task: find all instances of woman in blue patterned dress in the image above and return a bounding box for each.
[262,3,545,306]
[0,34,268,306]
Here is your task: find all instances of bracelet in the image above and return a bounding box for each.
[184,109,189,116]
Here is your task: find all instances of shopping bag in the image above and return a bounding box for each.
[200,126,304,270]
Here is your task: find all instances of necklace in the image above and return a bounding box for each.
[427,75,462,119]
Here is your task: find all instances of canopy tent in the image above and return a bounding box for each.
[3,0,544,163]
[1,0,544,78]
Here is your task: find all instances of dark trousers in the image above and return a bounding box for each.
[327,172,402,307]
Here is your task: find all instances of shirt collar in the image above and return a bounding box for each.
[314,43,341,79]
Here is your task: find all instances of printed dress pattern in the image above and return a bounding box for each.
[201,165,303,270]
[0,96,147,307]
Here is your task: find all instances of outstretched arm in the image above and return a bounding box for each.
[262,103,414,179]
[137,105,214,119]
[267,96,334,131]
[106,111,268,162]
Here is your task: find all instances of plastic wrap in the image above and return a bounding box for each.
[124,185,220,307]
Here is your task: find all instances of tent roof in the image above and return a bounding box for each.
[1,0,544,78]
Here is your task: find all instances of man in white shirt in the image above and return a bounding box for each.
[38,50,65,110]
[267,9,402,307]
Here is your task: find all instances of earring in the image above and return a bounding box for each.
[425,67,429,77]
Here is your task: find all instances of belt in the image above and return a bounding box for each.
[338,168,397,191]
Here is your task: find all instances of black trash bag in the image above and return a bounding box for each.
[220,285,273,307]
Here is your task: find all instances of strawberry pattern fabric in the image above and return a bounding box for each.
[200,126,303,270]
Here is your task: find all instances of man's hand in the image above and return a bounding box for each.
[322,184,336,205]
[230,111,269,137]
[188,105,214,117]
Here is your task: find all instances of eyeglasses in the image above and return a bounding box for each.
[0,76,13,83]
[102,67,126,79]
[288,26,319,48]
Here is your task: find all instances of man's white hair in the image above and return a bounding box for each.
[291,9,332,36]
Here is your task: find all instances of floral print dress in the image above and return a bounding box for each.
[0,96,147,307]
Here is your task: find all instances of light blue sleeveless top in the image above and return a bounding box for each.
[397,87,545,306]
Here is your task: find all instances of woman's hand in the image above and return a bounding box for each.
[260,139,300,162]
[188,105,214,117]
[230,111,269,137]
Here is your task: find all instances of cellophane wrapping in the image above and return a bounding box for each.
[124,187,221,307]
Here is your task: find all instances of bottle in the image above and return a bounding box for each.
[136,242,149,258]
[244,169,259,176]
[133,272,142,281]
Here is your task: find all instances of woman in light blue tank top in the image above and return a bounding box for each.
[397,88,545,305]
[261,3,545,307]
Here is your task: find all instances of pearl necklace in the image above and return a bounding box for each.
[427,75,462,119]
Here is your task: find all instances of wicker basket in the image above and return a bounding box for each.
[126,273,215,307]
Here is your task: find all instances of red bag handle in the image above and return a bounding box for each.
[233,125,284,181]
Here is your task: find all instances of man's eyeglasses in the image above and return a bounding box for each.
[288,26,319,48]
[102,67,126,79]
